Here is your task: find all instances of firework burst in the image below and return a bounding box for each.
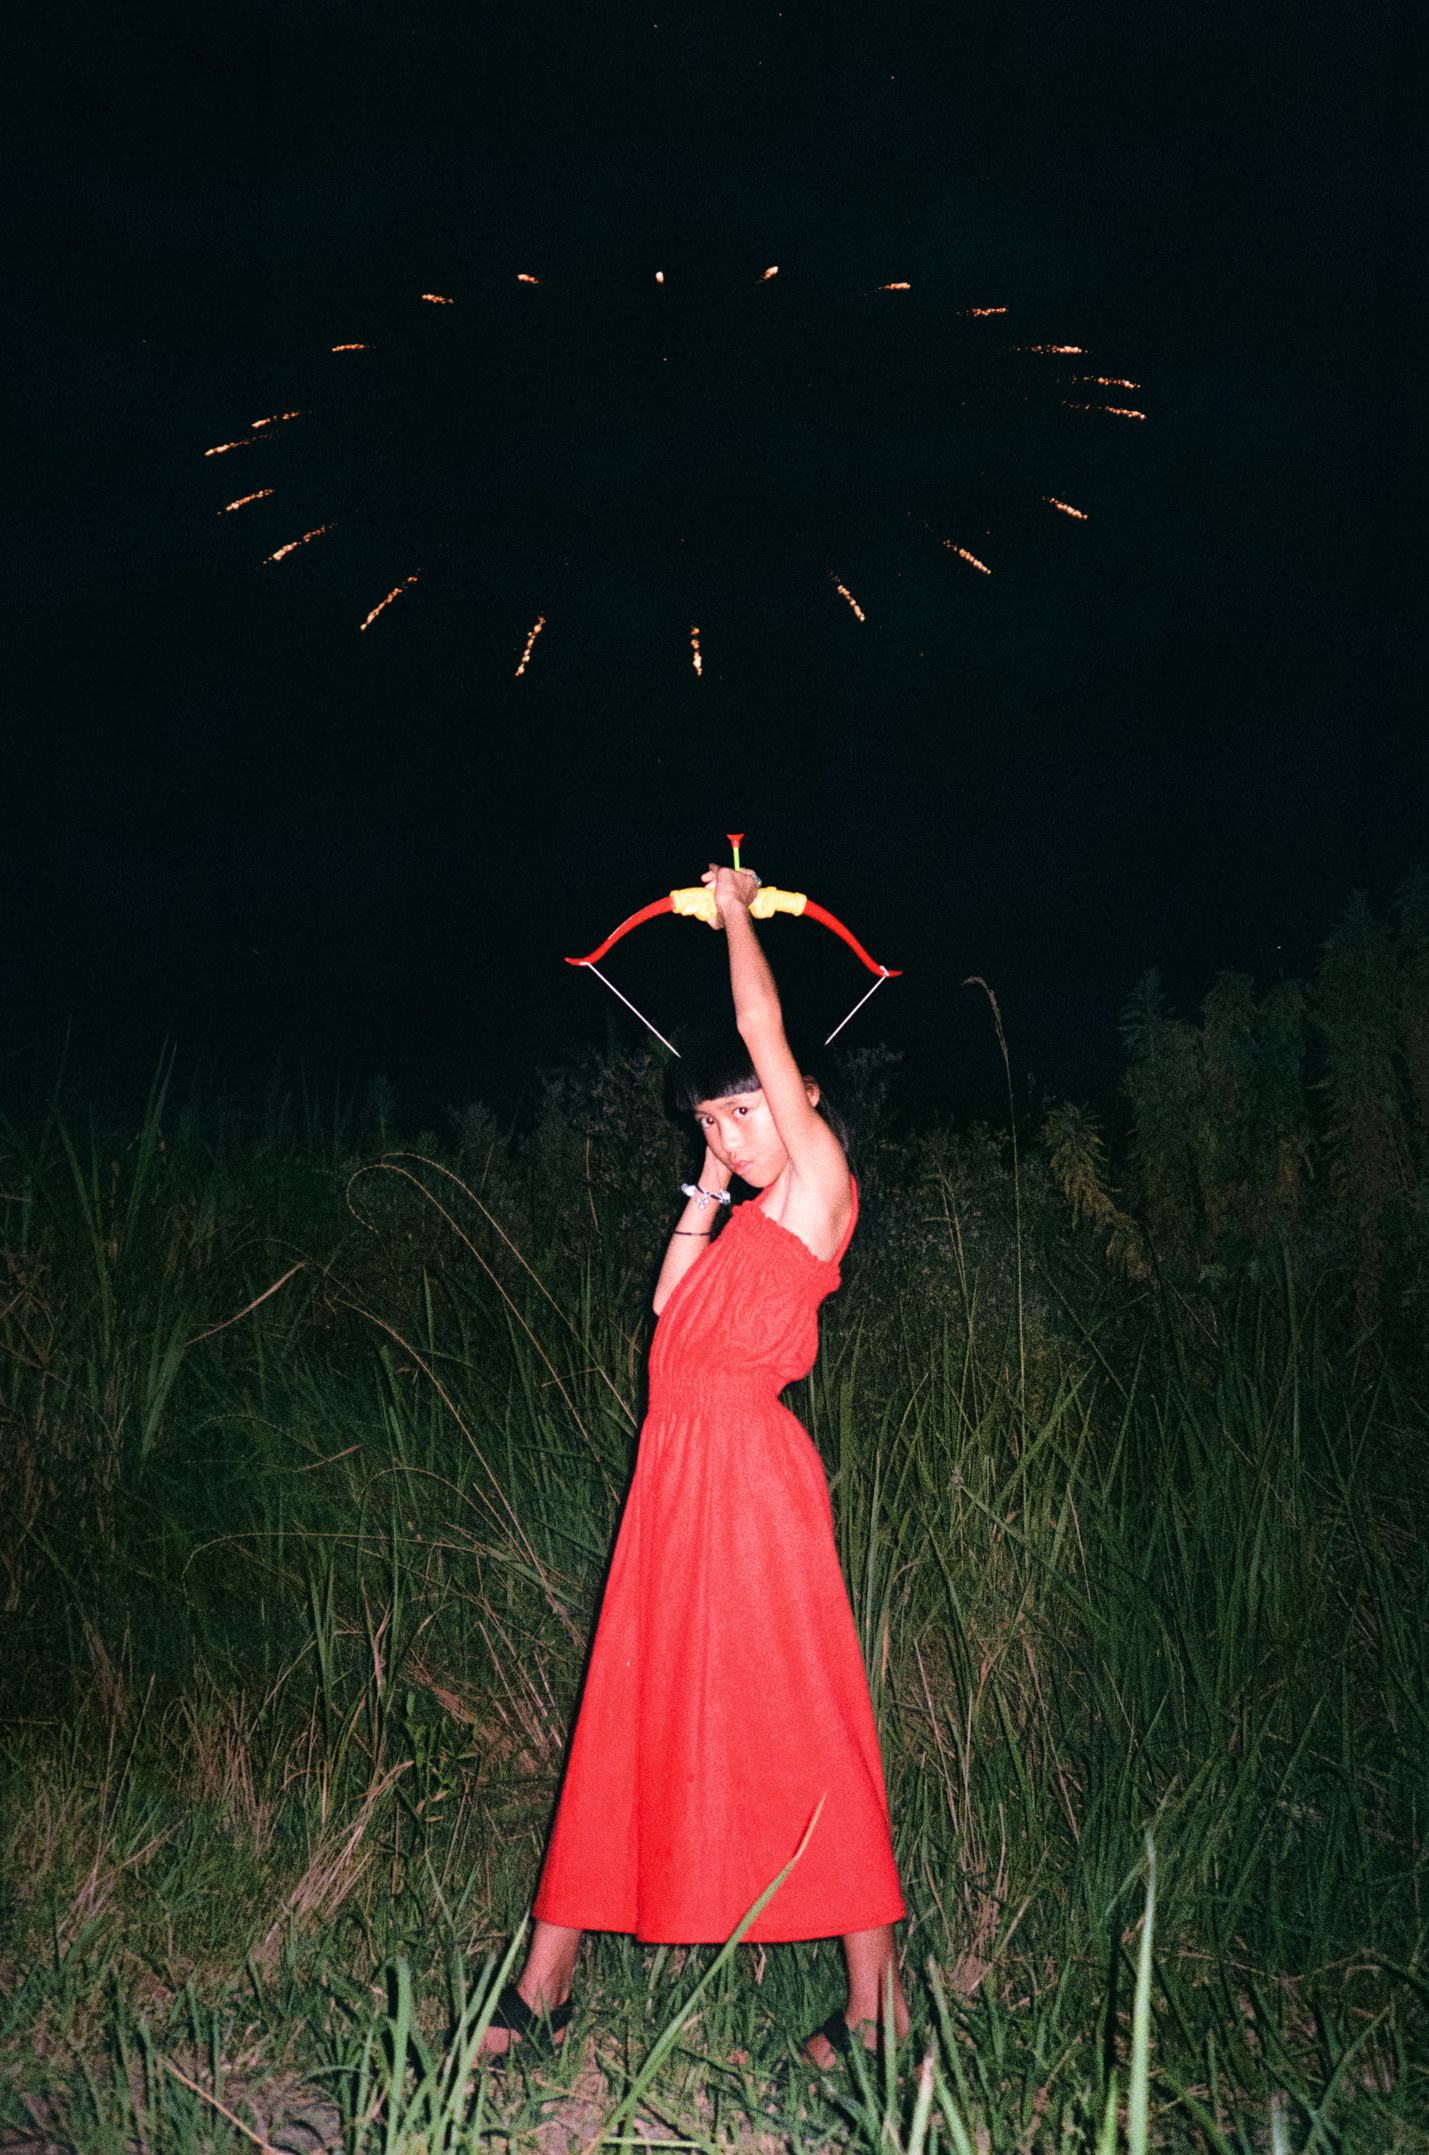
[206,261,1141,672]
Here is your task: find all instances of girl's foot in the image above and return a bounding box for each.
[481,1980,573,2059]
[803,2011,875,2071]
[481,1922,582,2058]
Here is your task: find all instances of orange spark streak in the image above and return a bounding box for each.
[966,306,1007,316]
[880,281,911,290]
[250,411,302,428]
[359,573,421,632]
[1083,377,1140,389]
[204,436,262,456]
[331,342,366,351]
[1045,497,1088,519]
[691,625,702,675]
[944,540,991,575]
[514,614,546,675]
[760,266,779,281]
[421,293,453,304]
[218,489,273,514]
[265,524,332,564]
[830,576,866,622]
[517,273,539,285]
[1063,402,1146,419]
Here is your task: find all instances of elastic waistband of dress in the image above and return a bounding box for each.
[647,1371,783,1403]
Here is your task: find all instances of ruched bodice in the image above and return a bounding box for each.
[649,1191,855,1403]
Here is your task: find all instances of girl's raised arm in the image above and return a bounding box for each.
[705,866,851,1231]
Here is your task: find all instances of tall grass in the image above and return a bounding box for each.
[1,1008,1426,2150]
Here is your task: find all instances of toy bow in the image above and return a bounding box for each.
[566,835,902,1054]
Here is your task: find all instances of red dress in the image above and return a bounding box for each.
[533,1183,905,1943]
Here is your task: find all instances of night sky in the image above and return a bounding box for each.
[8,0,1425,1124]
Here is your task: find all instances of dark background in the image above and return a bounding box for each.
[7,0,1425,1124]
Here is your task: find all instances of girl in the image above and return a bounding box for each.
[484,861,908,2071]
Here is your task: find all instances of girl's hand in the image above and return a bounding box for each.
[699,1145,733,1192]
[701,864,761,927]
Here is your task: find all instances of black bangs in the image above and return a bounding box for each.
[670,1028,851,1160]
[672,1031,760,1115]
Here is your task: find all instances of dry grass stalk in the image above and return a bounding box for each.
[912,1640,1010,1997]
[159,2059,286,2155]
[410,1640,567,1777]
[35,1795,172,1955]
[253,1759,407,1974]
[169,1691,275,1854]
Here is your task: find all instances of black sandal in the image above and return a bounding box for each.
[806,2010,853,2064]
[778,2008,860,2094]
[487,1981,574,2063]
[793,2010,888,2083]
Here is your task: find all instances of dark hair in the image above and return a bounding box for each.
[672,1029,851,1158]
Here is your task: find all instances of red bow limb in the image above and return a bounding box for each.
[565,896,676,970]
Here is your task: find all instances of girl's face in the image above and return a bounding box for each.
[693,1082,819,1189]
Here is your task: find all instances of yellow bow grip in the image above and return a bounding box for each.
[669,885,809,925]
